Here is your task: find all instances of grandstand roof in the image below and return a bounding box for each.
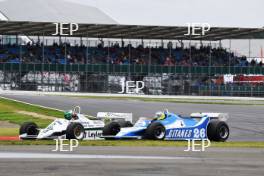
[0,0,117,24]
[0,0,264,40]
[1,20,264,41]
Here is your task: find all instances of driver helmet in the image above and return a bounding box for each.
[155,111,165,120]
[64,110,73,120]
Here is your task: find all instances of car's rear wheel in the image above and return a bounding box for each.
[19,122,39,135]
[66,123,85,140]
[102,122,121,136]
[145,122,166,140]
[207,120,229,142]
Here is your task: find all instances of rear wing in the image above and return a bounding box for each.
[97,112,133,123]
[190,112,229,121]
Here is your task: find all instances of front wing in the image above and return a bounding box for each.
[20,129,104,140]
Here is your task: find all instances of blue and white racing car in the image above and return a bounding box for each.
[102,110,230,141]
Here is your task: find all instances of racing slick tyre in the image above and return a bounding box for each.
[66,123,85,140]
[19,122,39,135]
[118,121,133,127]
[102,122,121,136]
[145,122,166,140]
[207,120,229,142]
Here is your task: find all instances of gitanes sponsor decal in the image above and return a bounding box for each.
[84,130,102,139]
[166,129,192,138]
[166,128,206,139]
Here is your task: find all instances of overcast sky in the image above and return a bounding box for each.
[66,0,264,28]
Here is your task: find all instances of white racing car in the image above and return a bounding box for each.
[19,106,132,140]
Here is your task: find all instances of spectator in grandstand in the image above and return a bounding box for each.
[164,56,174,66]
[0,42,251,67]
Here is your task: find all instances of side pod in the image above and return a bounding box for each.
[165,116,210,140]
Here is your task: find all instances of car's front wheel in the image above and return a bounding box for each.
[19,122,39,136]
[145,122,166,140]
[118,121,133,128]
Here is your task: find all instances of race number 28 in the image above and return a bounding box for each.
[193,128,206,138]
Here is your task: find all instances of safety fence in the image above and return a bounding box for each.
[0,63,264,74]
[0,63,264,97]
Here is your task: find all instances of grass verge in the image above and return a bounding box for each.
[0,128,18,136]
[0,97,63,128]
[0,140,263,148]
[0,97,63,117]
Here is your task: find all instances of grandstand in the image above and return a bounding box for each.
[0,43,250,66]
[0,0,264,96]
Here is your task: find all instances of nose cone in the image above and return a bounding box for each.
[36,130,45,139]
[36,129,52,139]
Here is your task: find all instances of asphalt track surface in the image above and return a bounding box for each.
[0,94,264,176]
[1,93,264,141]
[0,145,263,176]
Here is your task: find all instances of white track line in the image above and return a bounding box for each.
[0,152,195,160]
[1,90,264,101]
